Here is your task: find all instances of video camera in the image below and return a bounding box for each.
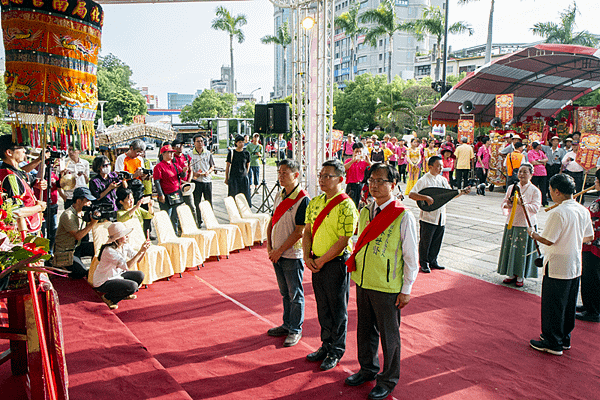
[82,204,117,223]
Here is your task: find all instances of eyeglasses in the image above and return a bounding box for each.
[318,174,339,180]
[368,178,392,186]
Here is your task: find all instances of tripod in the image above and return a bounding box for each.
[251,128,281,213]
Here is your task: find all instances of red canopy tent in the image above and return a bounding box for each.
[429,44,600,126]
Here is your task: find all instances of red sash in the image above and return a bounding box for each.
[0,168,41,232]
[272,189,308,227]
[346,200,405,272]
[311,193,350,236]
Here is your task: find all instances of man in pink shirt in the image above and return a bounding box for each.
[344,142,371,208]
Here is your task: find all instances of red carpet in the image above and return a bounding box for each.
[2,247,599,399]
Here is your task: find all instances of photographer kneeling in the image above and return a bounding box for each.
[54,187,98,279]
[93,222,150,310]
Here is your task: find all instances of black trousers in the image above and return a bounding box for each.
[455,168,470,189]
[345,182,363,208]
[96,271,144,304]
[581,251,600,316]
[312,255,350,358]
[397,164,407,183]
[541,273,579,348]
[68,241,95,279]
[531,175,548,206]
[565,171,584,204]
[228,175,251,208]
[545,164,561,200]
[475,167,488,185]
[42,203,58,253]
[419,220,445,269]
[193,181,212,227]
[356,285,401,391]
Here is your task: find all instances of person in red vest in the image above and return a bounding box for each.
[302,159,358,371]
[344,163,418,400]
[0,135,47,233]
[266,159,310,348]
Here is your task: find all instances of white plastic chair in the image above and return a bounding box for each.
[122,218,175,284]
[176,204,219,262]
[234,193,269,243]
[152,211,202,275]
[224,196,259,248]
[199,200,244,257]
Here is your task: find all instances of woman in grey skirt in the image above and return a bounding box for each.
[497,164,541,287]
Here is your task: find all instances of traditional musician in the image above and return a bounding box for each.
[302,159,358,371]
[409,156,468,273]
[0,135,47,234]
[577,169,600,323]
[404,138,421,194]
[497,163,541,287]
[266,159,310,347]
[344,163,418,400]
[528,174,593,355]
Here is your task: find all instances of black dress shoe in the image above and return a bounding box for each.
[420,266,431,273]
[320,355,340,371]
[576,311,600,322]
[368,385,391,400]
[345,372,376,386]
[306,347,327,362]
[430,264,445,270]
[576,305,586,313]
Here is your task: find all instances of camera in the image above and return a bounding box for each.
[82,204,117,223]
[116,171,133,181]
[141,168,152,175]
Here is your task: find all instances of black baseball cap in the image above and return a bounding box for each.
[172,139,184,146]
[73,187,96,201]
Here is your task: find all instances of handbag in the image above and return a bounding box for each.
[165,162,184,206]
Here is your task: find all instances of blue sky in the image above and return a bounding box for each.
[3,0,598,108]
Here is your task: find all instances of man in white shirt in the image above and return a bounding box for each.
[60,145,90,209]
[409,156,468,273]
[528,174,594,356]
[562,141,585,203]
[190,134,214,228]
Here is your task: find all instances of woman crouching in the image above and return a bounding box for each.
[93,222,151,310]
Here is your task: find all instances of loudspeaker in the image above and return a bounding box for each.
[547,117,557,127]
[270,103,290,133]
[254,104,268,134]
[460,101,474,114]
[491,117,502,128]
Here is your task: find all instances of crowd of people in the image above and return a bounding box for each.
[0,126,598,398]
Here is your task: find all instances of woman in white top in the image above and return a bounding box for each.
[93,222,151,310]
[497,163,541,287]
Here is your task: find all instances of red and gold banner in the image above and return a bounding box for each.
[576,107,600,135]
[488,142,506,186]
[495,94,514,124]
[576,133,600,170]
[2,0,103,122]
[457,118,474,144]
[528,131,542,144]
[331,129,343,153]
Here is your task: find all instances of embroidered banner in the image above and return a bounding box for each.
[576,133,600,170]
[331,129,343,153]
[576,107,600,135]
[488,141,506,187]
[495,94,514,124]
[457,118,474,144]
[1,0,103,121]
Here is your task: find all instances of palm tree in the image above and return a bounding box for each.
[401,6,473,82]
[359,0,403,84]
[211,6,248,94]
[532,1,598,47]
[261,21,292,98]
[375,88,414,136]
[457,0,495,64]
[335,4,364,83]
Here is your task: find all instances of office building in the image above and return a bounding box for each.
[167,90,202,110]
[210,66,233,93]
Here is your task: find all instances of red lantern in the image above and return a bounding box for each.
[535,112,542,118]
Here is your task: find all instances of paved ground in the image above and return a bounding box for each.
[207,154,555,296]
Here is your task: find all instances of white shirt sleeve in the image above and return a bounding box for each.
[114,154,125,172]
[400,210,419,294]
[542,212,563,245]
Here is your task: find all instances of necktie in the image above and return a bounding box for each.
[374,207,381,218]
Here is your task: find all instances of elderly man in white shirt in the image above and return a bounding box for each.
[528,174,594,356]
[409,155,468,273]
[562,141,585,203]
[60,145,90,209]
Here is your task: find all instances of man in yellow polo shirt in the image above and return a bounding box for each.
[454,137,474,189]
[303,159,359,371]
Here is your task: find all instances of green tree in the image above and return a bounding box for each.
[0,78,11,134]
[96,54,147,126]
[261,21,292,98]
[104,88,147,125]
[335,4,365,83]
[359,0,402,84]
[334,73,387,133]
[180,90,236,122]
[401,6,473,82]
[211,6,248,94]
[236,100,255,119]
[531,1,598,47]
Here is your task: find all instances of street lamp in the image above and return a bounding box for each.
[302,16,315,30]
[250,87,261,101]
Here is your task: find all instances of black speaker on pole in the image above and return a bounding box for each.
[254,104,269,134]
[269,103,290,133]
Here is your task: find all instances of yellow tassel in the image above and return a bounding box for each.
[507,191,519,229]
